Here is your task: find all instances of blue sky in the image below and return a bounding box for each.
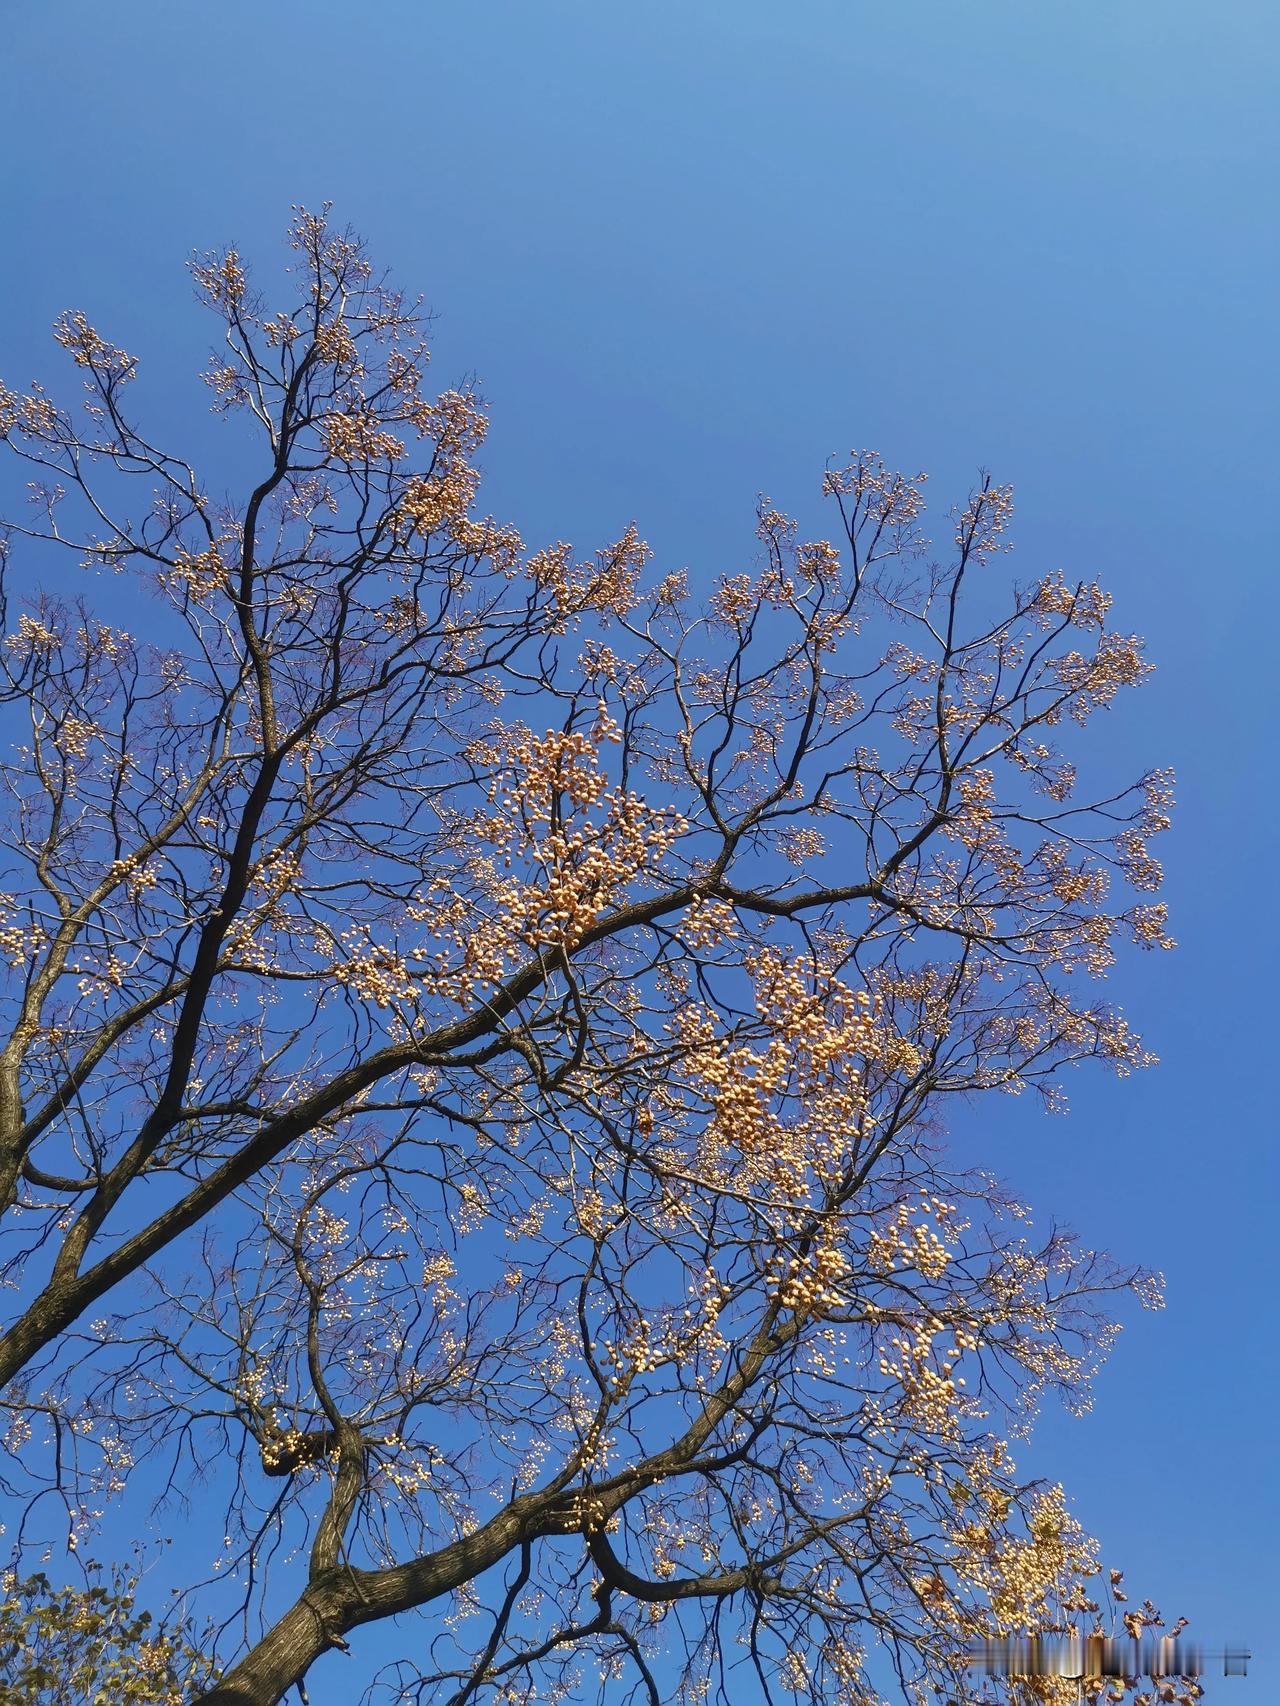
[1,0,1276,1696]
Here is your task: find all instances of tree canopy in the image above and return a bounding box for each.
[0,212,1193,1706]
[0,1559,214,1704]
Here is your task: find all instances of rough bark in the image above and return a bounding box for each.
[194,1500,546,1706]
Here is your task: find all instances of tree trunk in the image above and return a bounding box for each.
[192,1501,550,1706]
[195,1577,357,1706]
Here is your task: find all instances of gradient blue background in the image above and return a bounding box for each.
[1,1,1276,1697]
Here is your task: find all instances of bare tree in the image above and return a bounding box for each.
[0,212,1191,1706]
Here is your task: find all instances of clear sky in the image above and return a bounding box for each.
[1,0,1276,1697]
